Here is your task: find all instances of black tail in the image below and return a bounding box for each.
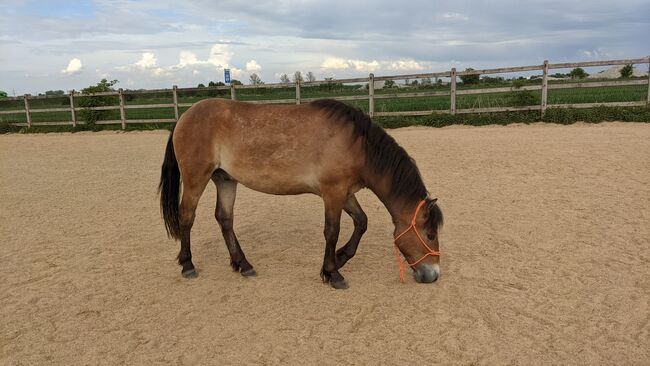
[158,128,182,240]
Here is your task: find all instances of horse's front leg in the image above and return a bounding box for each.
[335,194,368,270]
[320,191,347,289]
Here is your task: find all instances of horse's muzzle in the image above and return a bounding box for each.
[414,263,439,283]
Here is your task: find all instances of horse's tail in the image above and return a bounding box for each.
[158,128,182,240]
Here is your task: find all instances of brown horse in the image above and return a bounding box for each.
[159,99,443,289]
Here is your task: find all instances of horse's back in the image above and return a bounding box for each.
[173,99,364,195]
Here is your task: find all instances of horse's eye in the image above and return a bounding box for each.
[427,233,435,241]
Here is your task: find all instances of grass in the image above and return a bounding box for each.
[1,78,648,132]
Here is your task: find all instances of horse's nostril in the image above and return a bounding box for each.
[414,266,438,283]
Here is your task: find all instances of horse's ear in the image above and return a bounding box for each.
[426,198,438,210]
[421,198,438,220]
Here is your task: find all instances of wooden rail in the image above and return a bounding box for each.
[1,56,648,128]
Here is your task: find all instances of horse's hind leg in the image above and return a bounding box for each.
[212,171,256,277]
[177,169,212,278]
[335,194,368,270]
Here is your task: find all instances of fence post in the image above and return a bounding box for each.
[647,58,650,105]
[450,68,457,115]
[295,78,301,105]
[541,60,549,117]
[172,85,179,121]
[230,84,236,100]
[118,88,126,130]
[368,73,375,118]
[23,95,31,128]
[69,90,76,127]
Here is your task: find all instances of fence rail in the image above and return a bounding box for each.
[2,56,649,128]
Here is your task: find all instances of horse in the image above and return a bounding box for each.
[159,98,443,289]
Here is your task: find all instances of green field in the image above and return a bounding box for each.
[1,77,648,131]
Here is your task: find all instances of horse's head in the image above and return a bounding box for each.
[393,198,443,283]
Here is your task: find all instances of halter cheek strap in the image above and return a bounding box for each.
[393,199,441,283]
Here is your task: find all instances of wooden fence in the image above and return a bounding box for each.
[2,56,649,128]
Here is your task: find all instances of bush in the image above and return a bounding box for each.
[568,68,588,79]
[460,68,480,84]
[511,90,538,106]
[78,79,119,130]
[619,64,633,78]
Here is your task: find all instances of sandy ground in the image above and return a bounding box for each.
[1,122,649,365]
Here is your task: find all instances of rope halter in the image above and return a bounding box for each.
[393,199,441,283]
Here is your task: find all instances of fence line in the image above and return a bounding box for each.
[1,56,649,128]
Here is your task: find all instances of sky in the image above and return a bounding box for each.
[1,0,649,95]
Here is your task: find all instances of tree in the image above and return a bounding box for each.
[460,68,480,84]
[43,90,65,96]
[197,83,206,88]
[411,79,419,87]
[568,67,588,79]
[280,74,291,84]
[420,77,432,86]
[249,73,264,85]
[384,80,396,88]
[620,64,633,78]
[305,71,316,82]
[230,79,243,85]
[78,79,119,129]
[293,71,303,83]
[0,90,8,98]
[208,81,225,87]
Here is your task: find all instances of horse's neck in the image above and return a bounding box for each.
[363,171,418,228]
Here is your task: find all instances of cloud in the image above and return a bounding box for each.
[320,57,349,69]
[321,57,426,73]
[61,58,83,75]
[350,60,380,72]
[387,59,426,71]
[207,44,232,68]
[441,12,469,21]
[179,50,202,67]
[135,52,158,69]
[4,0,649,94]
[246,60,262,73]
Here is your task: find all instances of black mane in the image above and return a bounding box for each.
[311,99,428,203]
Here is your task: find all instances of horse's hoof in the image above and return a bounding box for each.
[330,279,349,290]
[182,269,198,278]
[241,268,257,277]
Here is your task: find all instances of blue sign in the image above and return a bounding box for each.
[224,69,231,84]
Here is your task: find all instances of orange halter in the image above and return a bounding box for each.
[393,199,441,283]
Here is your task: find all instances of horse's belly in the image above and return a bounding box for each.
[221,163,321,196]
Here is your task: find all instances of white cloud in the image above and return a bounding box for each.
[388,59,425,71]
[320,57,349,69]
[61,58,83,75]
[95,69,110,79]
[179,50,202,67]
[135,52,158,69]
[231,67,245,79]
[246,60,262,73]
[321,57,426,73]
[152,67,169,77]
[207,44,232,68]
[192,69,200,75]
[441,12,469,21]
[350,60,380,72]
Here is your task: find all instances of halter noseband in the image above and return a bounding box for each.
[393,199,441,283]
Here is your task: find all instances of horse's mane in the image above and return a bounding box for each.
[310,99,428,204]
